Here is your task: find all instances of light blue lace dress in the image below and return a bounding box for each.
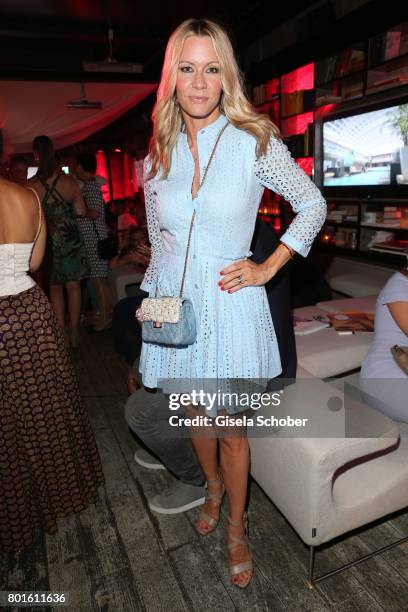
[138,112,327,416]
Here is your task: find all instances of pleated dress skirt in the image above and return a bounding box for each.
[139,250,283,418]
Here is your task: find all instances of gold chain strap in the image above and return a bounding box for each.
[155,119,230,299]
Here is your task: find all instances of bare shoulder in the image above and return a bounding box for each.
[0,179,39,213]
[58,173,78,189]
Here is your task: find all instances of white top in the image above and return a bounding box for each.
[0,188,42,297]
[360,271,408,378]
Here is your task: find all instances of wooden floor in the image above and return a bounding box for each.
[1,328,408,612]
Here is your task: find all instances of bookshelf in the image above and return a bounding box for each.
[252,19,408,264]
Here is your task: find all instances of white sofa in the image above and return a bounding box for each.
[249,366,408,587]
[322,256,395,298]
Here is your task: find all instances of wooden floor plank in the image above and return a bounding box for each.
[183,507,327,612]
[2,327,408,612]
[46,513,94,612]
[246,484,365,609]
[101,395,199,552]
[92,414,189,610]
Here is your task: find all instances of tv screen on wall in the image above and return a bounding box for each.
[323,101,408,190]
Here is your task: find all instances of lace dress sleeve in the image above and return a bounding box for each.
[140,156,164,293]
[254,133,327,257]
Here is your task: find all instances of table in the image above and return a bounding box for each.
[316,295,377,314]
[294,305,373,379]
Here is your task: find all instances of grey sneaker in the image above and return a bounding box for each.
[148,482,206,514]
[134,448,166,470]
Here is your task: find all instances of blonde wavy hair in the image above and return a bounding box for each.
[145,17,281,181]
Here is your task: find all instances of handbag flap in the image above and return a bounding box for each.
[141,296,183,323]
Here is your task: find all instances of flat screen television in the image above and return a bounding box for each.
[322,95,408,198]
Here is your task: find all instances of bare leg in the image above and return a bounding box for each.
[65,280,81,331]
[92,277,111,330]
[186,404,221,532]
[49,283,65,329]
[218,420,252,586]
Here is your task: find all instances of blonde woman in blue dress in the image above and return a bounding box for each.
[136,18,327,588]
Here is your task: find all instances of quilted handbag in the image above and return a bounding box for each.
[140,119,230,347]
[141,297,197,346]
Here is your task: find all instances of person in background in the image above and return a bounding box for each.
[29,135,92,348]
[108,227,149,270]
[105,198,122,233]
[8,154,28,185]
[133,194,148,234]
[74,153,112,332]
[117,197,139,231]
[360,265,408,423]
[110,232,150,394]
[0,128,105,553]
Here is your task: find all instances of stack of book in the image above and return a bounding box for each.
[363,206,402,226]
[316,49,365,84]
[368,26,408,65]
[370,238,408,255]
[326,205,358,223]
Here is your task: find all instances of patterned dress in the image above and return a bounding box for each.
[139,112,327,415]
[0,189,105,552]
[40,174,90,284]
[77,180,109,279]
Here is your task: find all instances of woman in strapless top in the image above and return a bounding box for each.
[0,129,105,553]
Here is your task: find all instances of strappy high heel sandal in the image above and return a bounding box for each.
[195,473,225,535]
[227,512,253,588]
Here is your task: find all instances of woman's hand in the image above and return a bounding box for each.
[134,244,151,266]
[218,243,295,293]
[130,248,150,267]
[136,243,151,256]
[135,307,148,324]
[218,259,273,293]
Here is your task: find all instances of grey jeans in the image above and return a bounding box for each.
[124,378,205,487]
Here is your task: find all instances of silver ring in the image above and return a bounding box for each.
[238,274,244,284]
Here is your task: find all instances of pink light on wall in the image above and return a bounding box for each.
[316,103,338,119]
[265,78,279,99]
[281,63,314,93]
[96,150,111,202]
[296,157,314,176]
[109,150,135,199]
[281,111,314,137]
[122,152,134,196]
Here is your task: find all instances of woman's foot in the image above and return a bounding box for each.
[196,473,225,535]
[227,513,253,588]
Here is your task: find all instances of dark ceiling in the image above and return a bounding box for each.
[0,0,405,152]
[0,0,306,82]
[0,0,405,84]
